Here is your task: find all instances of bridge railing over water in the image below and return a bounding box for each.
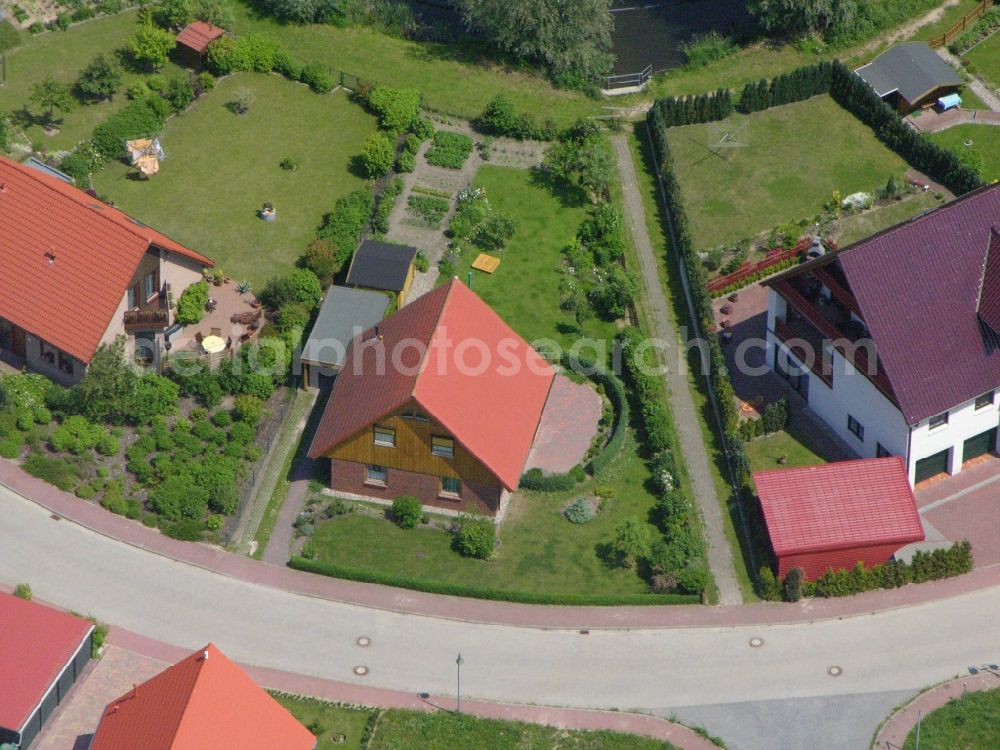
[601,65,653,91]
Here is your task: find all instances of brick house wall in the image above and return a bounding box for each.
[329,458,503,515]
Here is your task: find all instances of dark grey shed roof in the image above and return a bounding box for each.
[345,240,417,293]
[855,42,962,104]
[301,286,389,368]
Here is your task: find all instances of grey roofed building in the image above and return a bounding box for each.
[300,286,389,382]
[345,240,417,298]
[854,42,962,112]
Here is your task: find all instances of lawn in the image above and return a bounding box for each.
[666,95,911,250]
[93,73,376,288]
[928,123,1000,183]
[831,191,943,246]
[226,0,597,127]
[745,425,829,473]
[274,695,674,750]
[902,687,1000,750]
[0,12,187,150]
[965,25,1000,91]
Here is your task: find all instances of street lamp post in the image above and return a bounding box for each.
[456,653,464,715]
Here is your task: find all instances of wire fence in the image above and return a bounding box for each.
[601,65,653,91]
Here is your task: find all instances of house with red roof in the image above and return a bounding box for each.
[308,278,555,516]
[0,591,94,749]
[764,182,1000,485]
[90,643,316,750]
[754,457,925,579]
[0,156,213,384]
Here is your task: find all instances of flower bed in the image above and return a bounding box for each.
[706,237,812,297]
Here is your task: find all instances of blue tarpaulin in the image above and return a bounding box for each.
[937,93,962,111]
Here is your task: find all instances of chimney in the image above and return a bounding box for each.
[200,649,209,661]
[44,248,56,266]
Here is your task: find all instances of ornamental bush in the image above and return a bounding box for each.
[563,497,595,524]
[205,32,277,75]
[90,99,166,160]
[51,415,107,455]
[359,132,395,179]
[365,86,421,132]
[476,95,553,140]
[175,280,209,325]
[233,394,264,426]
[391,495,422,529]
[149,474,209,520]
[454,516,495,559]
[299,62,332,93]
[228,420,254,446]
[783,566,804,602]
[23,452,79,491]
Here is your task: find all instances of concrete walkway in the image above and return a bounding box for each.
[611,134,742,606]
[906,106,1000,133]
[873,671,1000,749]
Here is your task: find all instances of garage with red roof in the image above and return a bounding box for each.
[0,592,94,749]
[90,643,315,750]
[754,457,925,579]
[309,278,555,516]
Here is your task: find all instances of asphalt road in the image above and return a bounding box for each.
[2,486,995,748]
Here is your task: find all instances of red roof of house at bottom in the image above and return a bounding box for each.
[0,592,93,734]
[89,643,316,750]
[0,156,213,364]
[175,21,225,53]
[309,278,556,490]
[754,457,925,557]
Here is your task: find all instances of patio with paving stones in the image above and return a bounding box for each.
[34,646,169,750]
[524,375,602,475]
[917,455,1000,568]
[169,279,261,354]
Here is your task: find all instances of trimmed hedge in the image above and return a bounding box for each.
[289,556,699,606]
[648,88,732,127]
[737,61,833,114]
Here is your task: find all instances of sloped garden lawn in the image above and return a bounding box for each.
[93,73,376,288]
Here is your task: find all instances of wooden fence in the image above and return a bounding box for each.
[706,237,813,295]
[928,0,993,48]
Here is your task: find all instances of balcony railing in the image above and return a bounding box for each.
[124,296,169,332]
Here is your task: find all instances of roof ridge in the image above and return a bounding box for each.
[167,644,212,750]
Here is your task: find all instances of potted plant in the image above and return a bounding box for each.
[260,202,276,222]
[212,268,224,286]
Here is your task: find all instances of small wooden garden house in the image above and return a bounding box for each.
[175,21,225,68]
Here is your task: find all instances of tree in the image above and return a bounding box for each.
[232,88,254,115]
[30,75,74,126]
[152,0,192,29]
[543,119,615,199]
[258,0,339,23]
[68,337,137,423]
[76,54,123,102]
[129,18,175,71]
[303,238,340,285]
[359,132,395,179]
[746,0,837,36]
[610,518,649,569]
[455,0,613,83]
[193,0,234,29]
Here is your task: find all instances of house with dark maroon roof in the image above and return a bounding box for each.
[309,278,555,516]
[754,458,925,579]
[0,592,94,749]
[0,156,213,384]
[763,182,1000,485]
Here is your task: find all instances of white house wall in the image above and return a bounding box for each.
[909,394,1000,477]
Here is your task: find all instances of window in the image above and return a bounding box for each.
[402,407,428,421]
[365,464,387,484]
[876,443,891,458]
[431,436,454,458]
[847,415,864,441]
[144,270,157,300]
[373,426,395,447]
[127,284,138,309]
[928,411,949,430]
[57,350,74,376]
[976,391,995,411]
[440,476,461,497]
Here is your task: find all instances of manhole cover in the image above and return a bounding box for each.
[356,636,371,647]
[749,637,764,648]
[828,666,843,677]
[353,666,369,676]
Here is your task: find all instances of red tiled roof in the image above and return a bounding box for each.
[754,457,924,556]
[0,592,92,734]
[773,183,1000,424]
[309,279,556,489]
[90,643,315,750]
[977,227,1000,334]
[0,156,213,363]
[175,21,225,54]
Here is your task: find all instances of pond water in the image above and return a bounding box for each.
[405,0,751,75]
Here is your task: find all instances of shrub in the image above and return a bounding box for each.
[228,421,254,446]
[756,566,781,601]
[761,398,789,433]
[299,62,332,93]
[609,518,649,569]
[163,518,205,540]
[476,95,552,140]
[100,480,129,515]
[91,97,166,160]
[454,516,495,559]
[211,410,232,427]
[13,583,32,600]
[518,467,580,492]
[681,31,737,68]
[390,495,422,529]
[76,53,123,102]
[23,452,79,491]
[0,439,20,458]
[315,187,376,271]
[165,76,195,112]
[206,513,224,531]
[303,238,340,285]
[425,130,473,169]
[396,150,416,173]
[359,132,395,179]
[129,19,175,71]
[563,497,595,524]
[783,567,804,602]
[51,416,106,455]
[197,70,214,92]
[149,474,209,520]
[233,394,264,426]
[365,86,421,132]
[409,116,434,141]
[126,80,151,101]
[175,280,209,324]
[272,49,301,80]
[205,32,277,75]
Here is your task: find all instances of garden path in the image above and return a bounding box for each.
[938,46,1000,111]
[611,134,742,606]
[383,119,546,303]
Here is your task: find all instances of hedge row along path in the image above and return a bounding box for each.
[611,134,742,606]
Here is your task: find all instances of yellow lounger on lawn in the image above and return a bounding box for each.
[472,253,501,273]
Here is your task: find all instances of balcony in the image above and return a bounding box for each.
[773,315,833,387]
[124,297,169,332]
